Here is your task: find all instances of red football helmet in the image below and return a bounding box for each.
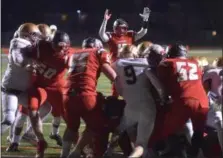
[113,19,128,36]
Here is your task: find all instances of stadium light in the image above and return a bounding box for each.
[212,30,217,36]
[61,14,68,21]
[77,10,81,14]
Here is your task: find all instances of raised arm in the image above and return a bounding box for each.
[134,7,151,41]
[99,9,111,42]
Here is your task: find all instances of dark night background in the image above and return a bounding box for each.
[1,0,223,47]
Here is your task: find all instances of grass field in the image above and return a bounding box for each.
[0,48,222,158]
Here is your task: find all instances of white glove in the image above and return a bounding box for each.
[139,7,151,21]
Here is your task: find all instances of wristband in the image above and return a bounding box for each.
[142,20,149,29]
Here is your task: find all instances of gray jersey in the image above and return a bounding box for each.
[2,38,33,91]
[113,58,164,111]
[203,67,223,105]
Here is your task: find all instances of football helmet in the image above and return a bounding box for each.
[51,31,70,54]
[113,19,128,36]
[147,44,165,68]
[137,41,153,58]
[82,37,103,49]
[167,43,188,58]
[212,57,223,67]
[117,45,138,58]
[17,23,41,43]
[37,24,51,41]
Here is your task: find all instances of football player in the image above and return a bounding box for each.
[149,44,209,158]
[203,56,223,154]
[1,23,41,135]
[99,8,150,62]
[26,31,72,158]
[61,37,117,158]
[108,44,167,157]
[7,24,62,152]
[22,23,63,146]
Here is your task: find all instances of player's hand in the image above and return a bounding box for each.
[139,7,151,21]
[104,9,112,20]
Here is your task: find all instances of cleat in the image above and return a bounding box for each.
[49,133,62,146]
[36,140,48,158]
[6,143,19,152]
[22,132,38,146]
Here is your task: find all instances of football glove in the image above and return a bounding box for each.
[139,7,151,21]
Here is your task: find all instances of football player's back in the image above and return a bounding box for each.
[115,58,153,109]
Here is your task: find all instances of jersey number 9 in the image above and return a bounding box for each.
[124,65,137,84]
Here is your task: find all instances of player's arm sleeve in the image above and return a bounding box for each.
[145,69,167,102]
[11,45,34,67]
[202,71,213,92]
[98,49,117,82]
[99,19,110,42]
[134,27,147,41]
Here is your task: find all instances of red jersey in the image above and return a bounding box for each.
[107,31,135,62]
[32,40,72,89]
[157,58,208,105]
[67,48,110,96]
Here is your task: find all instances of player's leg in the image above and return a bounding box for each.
[184,119,194,143]
[27,87,48,158]
[46,89,63,146]
[206,109,223,153]
[187,99,209,157]
[131,104,156,158]
[1,92,18,134]
[6,109,28,152]
[22,102,51,146]
[71,95,107,158]
[61,96,81,158]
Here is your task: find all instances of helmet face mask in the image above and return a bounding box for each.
[51,31,70,55]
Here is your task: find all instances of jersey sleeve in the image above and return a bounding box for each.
[157,60,172,85]
[10,39,32,66]
[202,70,214,83]
[127,30,136,41]
[97,48,111,65]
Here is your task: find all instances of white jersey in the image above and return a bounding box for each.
[2,38,33,91]
[203,67,223,105]
[113,58,165,110]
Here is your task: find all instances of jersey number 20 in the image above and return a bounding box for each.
[124,65,137,84]
[38,63,57,79]
[176,61,198,81]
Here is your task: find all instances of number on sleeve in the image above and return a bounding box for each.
[176,61,199,81]
[124,65,137,84]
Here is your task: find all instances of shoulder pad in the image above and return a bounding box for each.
[10,38,31,49]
